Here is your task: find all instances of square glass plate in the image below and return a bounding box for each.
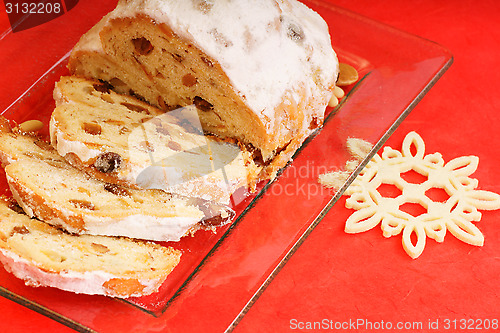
[0,0,452,332]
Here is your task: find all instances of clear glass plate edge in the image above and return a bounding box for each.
[223,0,455,329]
[0,1,455,331]
[0,286,96,333]
[226,51,453,331]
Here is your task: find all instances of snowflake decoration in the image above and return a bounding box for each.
[344,131,500,259]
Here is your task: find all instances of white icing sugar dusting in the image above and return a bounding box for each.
[0,248,151,297]
[109,0,338,124]
[129,111,251,205]
[84,214,200,242]
[0,249,161,297]
[5,154,205,242]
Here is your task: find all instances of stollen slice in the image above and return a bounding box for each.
[51,76,261,205]
[0,197,181,298]
[0,117,234,241]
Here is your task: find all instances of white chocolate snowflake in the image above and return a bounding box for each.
[344,131,500,259]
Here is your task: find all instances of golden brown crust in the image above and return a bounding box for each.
[0,116,12,134]
[102,277,146,297]
[7,178,86,232]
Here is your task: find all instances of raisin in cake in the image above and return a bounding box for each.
[68,0,339,179]
[51,76,261,205]
[0,198,181,298]
[0,117,234,241]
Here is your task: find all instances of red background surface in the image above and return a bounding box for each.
[0,0,499,332]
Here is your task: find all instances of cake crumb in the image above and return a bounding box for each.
[317,137,373,191]
[346,137,373,161]
[318,171,350,190]
[345,159,359,172]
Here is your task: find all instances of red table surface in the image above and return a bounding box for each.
[1,0,499,332]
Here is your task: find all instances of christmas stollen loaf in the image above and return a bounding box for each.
[50,76,261,205]
[68,0,339,179]
[0,117,234,241]
[0,197,181,298]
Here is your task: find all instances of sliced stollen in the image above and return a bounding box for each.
[51,76,261,205]
[0,117,234,241]
[67,0,339,179]
[0,197,181,298]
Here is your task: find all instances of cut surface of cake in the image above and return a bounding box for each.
[51,76,261,205]
[0,117,234,241]
[0,198,181,298]
[68,0,339,180]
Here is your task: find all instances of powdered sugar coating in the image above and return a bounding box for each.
[7,178,202,241]
[109,0,338,132]
[5,158,212,241]
[0,249,119,295]
[0,248,162,297]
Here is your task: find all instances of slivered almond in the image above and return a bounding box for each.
[91,243,110,254]
[337,63,359,86]
[18,120,44,133]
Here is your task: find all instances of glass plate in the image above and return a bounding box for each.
[0,0,452,331]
